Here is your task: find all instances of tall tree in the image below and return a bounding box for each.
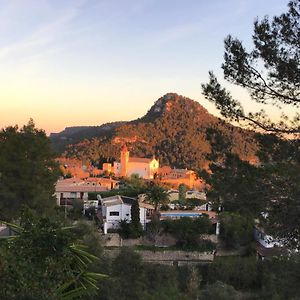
[178,183,187,201]
[130,199,143,238]
[0,119,60,220]
[201,0,300,249]
[202,0,300,134]
[131,199,140,227]
[202,154,267,216]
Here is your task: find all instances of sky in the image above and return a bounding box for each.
[0,0,290,134]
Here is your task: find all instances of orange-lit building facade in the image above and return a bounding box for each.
[113,145,159,179]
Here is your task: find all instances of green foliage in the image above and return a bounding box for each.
[0,119,60,220]
[182,198,207,210]
[202,1,300,133]
[72,220,103,257]
[68,198,84,220]
[178,183,187,200]
[88,177,147,200]
[0,210,105,300]
[203,153,267,217]
[142,263,186,300]
[205,127,232,161]
[92,248,300,299]
[145,184,169,211]
[161,216,215,250]
[199,0,300,250]
[203,255,300,299]
[118,219,131,239]
[84,206,97,221]
[130,200,143,238]
[125,174,147,192]
[118,220,143,240]
[96,248,188,300]
[260,162,300,249]
[105,248,146,299]
[207,257,260,291]
[256,133,300,164]
[259,255,300,300]
[199,281,238,300]
[146,217,162,244]
[178,266,202,298]
[205,152,300,248]
[219,212,254,249]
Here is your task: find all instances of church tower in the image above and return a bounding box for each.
[120,144,129,177]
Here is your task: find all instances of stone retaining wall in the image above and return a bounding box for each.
[103,249,214,265]
[139,250,214,262]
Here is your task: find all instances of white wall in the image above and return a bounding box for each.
[128,162,149,179]
[103,203,147,234]
[254,228,280,248]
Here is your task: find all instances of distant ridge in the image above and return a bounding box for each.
[51,93,258,169]
[50,121,127,153]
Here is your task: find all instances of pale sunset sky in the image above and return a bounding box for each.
[0,0,290,134]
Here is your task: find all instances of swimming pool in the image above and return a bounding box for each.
[160,212,202,218]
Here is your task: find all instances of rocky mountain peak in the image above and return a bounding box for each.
[142,93,209,122]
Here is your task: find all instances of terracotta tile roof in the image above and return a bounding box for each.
[129,157,152,163]
[57,178,82,184]
[56,185,107,193]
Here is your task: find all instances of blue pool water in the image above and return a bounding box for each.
[161,212,202,218]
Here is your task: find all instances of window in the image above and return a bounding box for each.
[109,211,119,216]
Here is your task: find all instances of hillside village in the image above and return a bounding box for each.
[53,143,283,263]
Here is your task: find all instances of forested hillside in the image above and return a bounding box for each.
[52,93,259,169]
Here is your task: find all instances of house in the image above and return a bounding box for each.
[159,167,205,189]
[105,145,159,179]
[55,177,119,206]
[100,195,154,234]
[57,157,91,179]
[186,190,206,200]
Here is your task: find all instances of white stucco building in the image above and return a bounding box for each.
[100,195,154,234]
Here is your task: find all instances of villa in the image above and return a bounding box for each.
[100,195,154,234]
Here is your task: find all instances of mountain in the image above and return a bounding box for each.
[50,121,127,153]
[51,93,259,169]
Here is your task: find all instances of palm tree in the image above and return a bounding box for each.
[145,184,169,212]
[1,214,107,300]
